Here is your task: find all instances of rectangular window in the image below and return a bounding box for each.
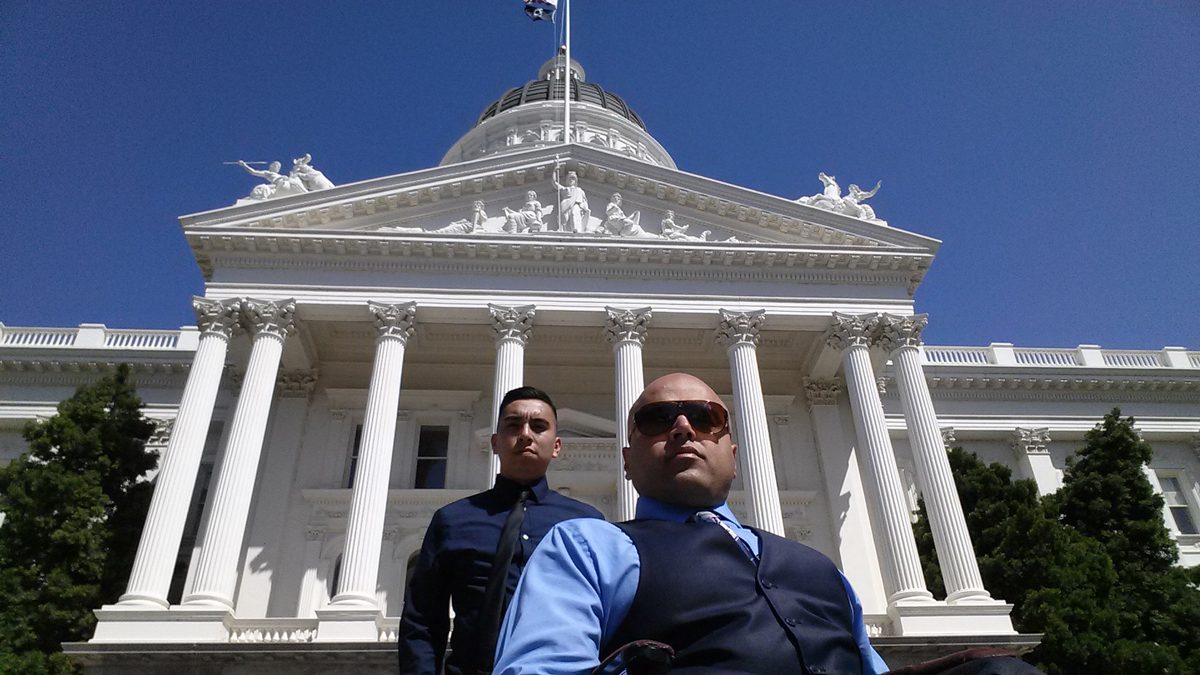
[343,424,363,488]
[414,425,449,489]
[1159,474,1199,535]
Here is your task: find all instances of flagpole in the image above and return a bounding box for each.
[563,0,571,147]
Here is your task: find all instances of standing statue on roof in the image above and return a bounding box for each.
[552,165,591,233]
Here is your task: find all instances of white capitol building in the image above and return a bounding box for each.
[2,54,1197,673]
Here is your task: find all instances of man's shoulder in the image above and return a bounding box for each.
[544,489,605,518]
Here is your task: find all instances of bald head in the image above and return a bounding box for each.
[623,372,737,508]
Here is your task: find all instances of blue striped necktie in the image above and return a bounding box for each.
[691,510,759,565]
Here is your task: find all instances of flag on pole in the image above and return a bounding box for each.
[524,0,557,21]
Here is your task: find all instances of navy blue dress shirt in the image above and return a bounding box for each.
[398,474,604,675]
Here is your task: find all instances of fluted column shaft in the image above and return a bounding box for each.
[488,304,534,485]
[119,297,240,607]
[606,307,651,521]
[184,299,296,608]
[880,314,991,603]
[828,312,932,604]
[717,310,784,535]
[332,302,416,607]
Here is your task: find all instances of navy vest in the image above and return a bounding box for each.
[604,520,864,675]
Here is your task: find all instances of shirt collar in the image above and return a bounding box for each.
[493,473,550,503]
[634,495,741,526]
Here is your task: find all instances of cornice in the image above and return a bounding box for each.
[188,230,929,287]
[878,373,1200,403]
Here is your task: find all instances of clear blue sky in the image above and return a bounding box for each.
[2,2,1196,349]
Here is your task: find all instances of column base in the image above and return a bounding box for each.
[888,600,1015,636]
[91,605,232,642]
[314,607,385,642]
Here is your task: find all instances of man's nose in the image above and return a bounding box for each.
[669,413,695,441]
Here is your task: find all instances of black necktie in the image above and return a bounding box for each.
[691,510,759,565]
[479,488,530,672]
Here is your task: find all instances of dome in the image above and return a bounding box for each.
[440,52,675,169]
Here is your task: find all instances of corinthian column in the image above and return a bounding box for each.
[183,298,296,608]
[117,297,240,608]
[878,313,992,604]
[826,312,932,604]
[331,302,416,608]
[488,304,535,485]
[605,306,651,521]
[716,309,784,535]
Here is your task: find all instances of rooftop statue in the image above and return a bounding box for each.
[503,191,554,233]
[600,193,656,238]
[552,166,591,233]
[660,210,711,241]
[291,153,335,191]
[797,172,887,224]
[236,160,309,202]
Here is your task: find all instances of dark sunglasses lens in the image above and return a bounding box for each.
[680,401,726,432]
[634,401,727,435]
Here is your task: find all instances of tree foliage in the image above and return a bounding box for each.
[0,365,157,673]
[915,410,1200,674]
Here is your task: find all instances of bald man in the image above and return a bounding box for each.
[493,373,887,674]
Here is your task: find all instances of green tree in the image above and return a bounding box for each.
[0,365,157,673]
[917,412,1200,674]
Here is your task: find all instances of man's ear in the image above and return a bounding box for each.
[730,443,738,477]
[551,436,562,459]
[490,433,499,455]
[621,446,631,479]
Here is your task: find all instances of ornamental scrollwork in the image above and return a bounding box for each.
[241,298,297,340]
[604,307,652,345]
[193,297,242,339]
[824,312,878,352]
[489,304,536,344]
[715,309,766,348]
[368,301,417,342]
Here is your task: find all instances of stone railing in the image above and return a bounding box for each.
[0,323,198,351]
[923,343,1198,370]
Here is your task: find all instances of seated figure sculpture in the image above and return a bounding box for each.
[660,210,711,241]
[600,193,655,238]
[503,191,553,233]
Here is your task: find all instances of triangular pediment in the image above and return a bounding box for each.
[182,145,938,255]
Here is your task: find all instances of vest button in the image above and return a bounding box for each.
[761,579,773,588]
[785,617,799,626]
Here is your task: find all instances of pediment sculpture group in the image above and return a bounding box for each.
[378,165,750,242]
[796,172,887,225]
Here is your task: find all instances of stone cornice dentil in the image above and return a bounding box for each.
[802,377,843,409]
[1011,427,1051,456]
[715,309,766,348]
[368,301,417,342]
[193,297,243,339]
[876,313,928,353]
[488,304,535,344]
[824,312,879,351]
[241,298,297,340]
[603,306,652,345]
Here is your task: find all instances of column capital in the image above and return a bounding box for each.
[802,377,843,409]
[276,369,318,398]
[824,312,878,351]
[715,309,765,348]
[1011,427,1051,456]
[368,301,416,342]
[940,427,957,449]
[604,306,652,345]
[148,418,174,448]
[193,297,242,339]
[1190,433,1200,463]
[241,298,297,340]
[876,313,929,353]
[488,304,535,344]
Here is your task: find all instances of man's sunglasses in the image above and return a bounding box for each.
[631,400,729,437]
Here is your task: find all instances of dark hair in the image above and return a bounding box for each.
[497,386,558,426]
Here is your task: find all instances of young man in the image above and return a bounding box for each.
[398,386,603,675]
[493,372,888,674]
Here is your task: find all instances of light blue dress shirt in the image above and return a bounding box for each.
[494,497,888,674]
